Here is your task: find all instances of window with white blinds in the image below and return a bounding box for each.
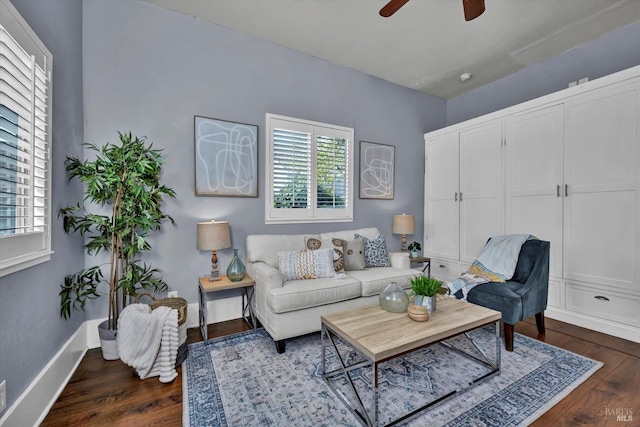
[0,0,53,276]
[266,113,353,224]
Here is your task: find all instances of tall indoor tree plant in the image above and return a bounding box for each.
[59,132,176,358]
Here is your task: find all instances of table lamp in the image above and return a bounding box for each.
[197,220,231,281]
[393,213,415,251]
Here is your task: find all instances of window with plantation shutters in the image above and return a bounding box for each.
[0,0,53,276]
[266,114,353,223]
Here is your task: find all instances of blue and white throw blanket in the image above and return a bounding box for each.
[447,234,535,300]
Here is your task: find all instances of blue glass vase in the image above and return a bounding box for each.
[227,249,246,282]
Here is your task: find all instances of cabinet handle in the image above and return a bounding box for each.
[454,192,458,201]
[439,265,446,268]
[459,192,463,201]
[557,185,560,198]
[565,184,568,197]
[594,295,610,302]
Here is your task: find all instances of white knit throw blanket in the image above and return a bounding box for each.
[117,304,179,383]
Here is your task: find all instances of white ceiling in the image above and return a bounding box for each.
[144,0,640,99]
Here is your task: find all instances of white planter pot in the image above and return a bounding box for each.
[98,320,119,360]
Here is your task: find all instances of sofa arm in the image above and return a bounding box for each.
[248,261,284,293]
[389,251,410,269]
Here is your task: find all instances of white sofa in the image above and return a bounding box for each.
[246,227,417,353]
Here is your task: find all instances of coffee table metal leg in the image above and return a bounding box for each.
[373,364,379,426]
[440,321,501,373]
[495,320,501,368]
[322,321,501,427]
[322,324,375,426]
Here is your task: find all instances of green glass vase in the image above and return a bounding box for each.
[379,282,409,313]
[226,248,246,282]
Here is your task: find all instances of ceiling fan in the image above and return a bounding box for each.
[380,0,485,21]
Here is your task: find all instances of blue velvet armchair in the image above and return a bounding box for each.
[466,239,550,351]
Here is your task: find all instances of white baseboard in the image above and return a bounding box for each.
[85,299,240,347]
[546,307,640,343]
[0,323,87,427]
[86,317,105,349]
[0,297,245,426]
[1,301,636,426]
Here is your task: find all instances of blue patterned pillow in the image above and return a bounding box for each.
[277,248,336,281]
[354,233,391,268]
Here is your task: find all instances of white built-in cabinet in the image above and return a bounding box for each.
[424,66,640,343]
[562,84,639,292]
[425,122,504,272]
[505,105,564,279]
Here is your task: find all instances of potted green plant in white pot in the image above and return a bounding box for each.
[408,241,421,258]
[58,132,176,360]
[409,275,443,313]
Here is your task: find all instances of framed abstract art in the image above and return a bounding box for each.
[359,141,395,199]
[194,116,258,197]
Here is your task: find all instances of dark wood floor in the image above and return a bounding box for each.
[42,317,640,426]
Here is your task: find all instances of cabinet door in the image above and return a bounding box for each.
[563,83,639,291]
[459,122,504,263]
[505,105,564,278]
[425,133,459,260]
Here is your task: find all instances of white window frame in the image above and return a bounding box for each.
[0,0,53,277]
[265,113,354,224]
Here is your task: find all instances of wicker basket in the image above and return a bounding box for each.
[407,304,429,322]
[136,292,187,326]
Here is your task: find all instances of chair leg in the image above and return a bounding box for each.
[535,311,545,334]
[503,323,514,352]
[275,339,286,354]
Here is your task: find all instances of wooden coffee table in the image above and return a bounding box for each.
[321,297,501,426]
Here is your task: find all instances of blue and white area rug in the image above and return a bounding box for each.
[183,328,601,426]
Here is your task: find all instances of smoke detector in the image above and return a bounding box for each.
[460,72,472,82]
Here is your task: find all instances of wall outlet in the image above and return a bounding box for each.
[168,291,178,298]
[0,380,6,413]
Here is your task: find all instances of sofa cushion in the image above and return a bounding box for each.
[342,238,365,271]
[247,233,316,267]
[347,267,414,296]
[268,276,362,314]
[278,248,335,281]
[355,233,391,267]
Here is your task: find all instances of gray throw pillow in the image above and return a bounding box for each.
[342,238,365,271]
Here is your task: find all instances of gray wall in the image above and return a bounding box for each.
[81,0,445,312]
[447,20,640,125]
[0,0,84,415]
[2,0,637,416]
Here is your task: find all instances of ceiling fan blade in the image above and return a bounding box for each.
[380,0,410,17]
[463,0,485,21]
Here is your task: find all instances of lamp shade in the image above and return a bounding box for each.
[392,214,415,235]
[197,221,231,250]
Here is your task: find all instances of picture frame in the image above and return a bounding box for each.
[359,141,395,199]
[194,116,258,197]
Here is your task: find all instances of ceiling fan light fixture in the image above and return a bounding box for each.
[463,0,485,21]
[380,0,410,17]
[380,0,485,21]
[460,72,472,82]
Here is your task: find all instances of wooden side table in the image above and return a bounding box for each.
[198,274,256,340]
[409,256,431,277]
